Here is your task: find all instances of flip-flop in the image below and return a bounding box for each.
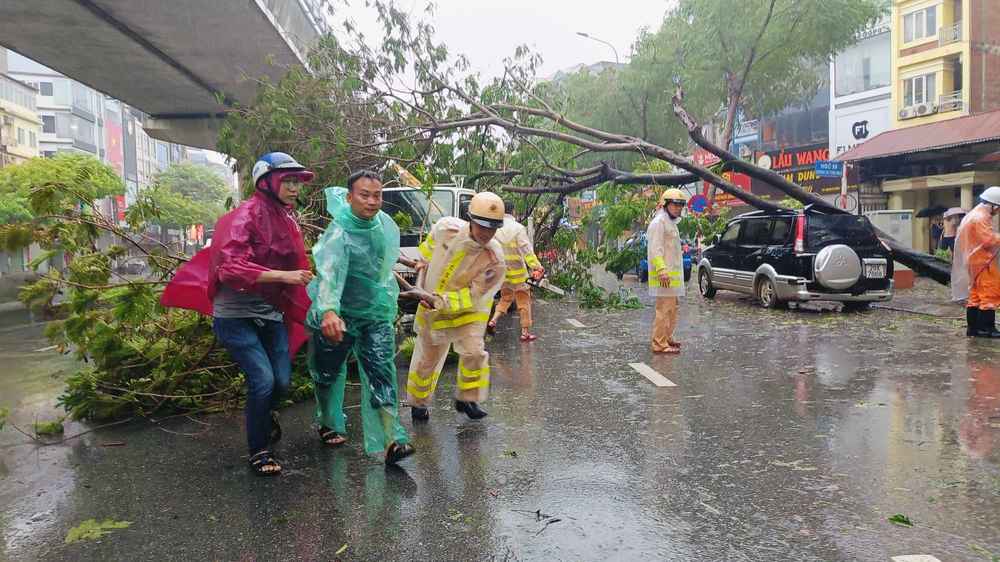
[520,333,538,342]
[318,427,346,447]
[249,450,282,476]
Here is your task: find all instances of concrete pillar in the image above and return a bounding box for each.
[961,184,974,210]
[913,190,930,252]
[888,193,904,210]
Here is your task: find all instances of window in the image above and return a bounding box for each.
[903,73,937,107]
[29,131,36,148]
[740,219,773,246]
[806,215,880,250]
[459,194,473,221]
[16,127,24,146]
[770,218,794,244]
[382,189,457,246]
[42,115,55,133]
[903,7,937,43]
[42,151,56,158]
[834,32,891,96]
[721,222,742,243]
[38,82,53,96]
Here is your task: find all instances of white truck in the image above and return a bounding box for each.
[381,185,477,309]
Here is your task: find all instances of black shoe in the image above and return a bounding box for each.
[454,400,488,420]
[976,309,1000,338]
[967,307,980,337]
[411,406,430,422]
[385,442,415,465]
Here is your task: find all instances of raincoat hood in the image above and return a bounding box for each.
[161,191,312,354]
[305,187,400,328]
[951,202,1000,302]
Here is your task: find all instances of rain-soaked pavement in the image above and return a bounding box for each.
[2,278,1000,562]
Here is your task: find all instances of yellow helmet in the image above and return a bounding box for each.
[660,188,688,206]
[468,192,505,228]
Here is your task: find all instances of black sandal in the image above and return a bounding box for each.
[249,450,282,476]
[385,442,415,466]
[269,412,282,445]
[318,427,346,447]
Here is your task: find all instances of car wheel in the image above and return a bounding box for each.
[699,268,717,299]
[756,278,783,309]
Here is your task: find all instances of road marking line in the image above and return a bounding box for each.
[629,362,677,387]
[891,556,941,562]
[565,318,585,328]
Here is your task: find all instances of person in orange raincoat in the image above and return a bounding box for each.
[952,186,1000,338]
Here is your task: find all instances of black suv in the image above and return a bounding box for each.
[697,207,894,309]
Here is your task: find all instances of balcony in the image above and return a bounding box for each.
[939,21,962,46]
[939,90,964,112]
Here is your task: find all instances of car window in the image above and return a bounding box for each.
[740,219,772,246]
[720,222,741,243]
[459,194,472,221]
[770,218,793,245]
[807,213,880,250]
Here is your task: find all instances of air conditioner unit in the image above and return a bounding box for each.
[898,107,915,120]
[915,102,938,116]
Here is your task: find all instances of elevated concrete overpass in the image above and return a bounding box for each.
[0,0,328,148]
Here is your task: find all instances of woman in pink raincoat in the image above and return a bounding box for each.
[162,152,314,476]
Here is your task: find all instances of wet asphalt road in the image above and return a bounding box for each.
[1,281,1000,561]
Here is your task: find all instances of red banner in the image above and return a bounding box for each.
[115,195,126,222]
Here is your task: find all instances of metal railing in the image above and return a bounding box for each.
[939,90,964,112]
[939,21,962,46]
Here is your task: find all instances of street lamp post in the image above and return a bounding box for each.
[576,32,620,64]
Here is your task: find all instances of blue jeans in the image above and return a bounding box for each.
[213,317,290,454]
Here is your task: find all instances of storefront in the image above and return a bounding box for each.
[839,109,1000,252]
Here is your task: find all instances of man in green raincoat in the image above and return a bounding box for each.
[306,170,432,465]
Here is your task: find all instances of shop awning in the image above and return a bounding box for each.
[837,109,1000,162]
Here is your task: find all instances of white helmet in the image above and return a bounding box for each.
[979,185,1000,207]
[981,186,1000,206]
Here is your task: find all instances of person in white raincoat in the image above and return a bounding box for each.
[952,186,1000,338]
[488,215,545,341]
[646,188,687,354]
[407,192,507,421]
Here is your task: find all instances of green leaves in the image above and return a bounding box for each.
[888,513,914,527]
[65,519,132,544]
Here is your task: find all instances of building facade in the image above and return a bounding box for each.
[0,73,41,167]
[840,0,1000,253]
[5,50,105,160]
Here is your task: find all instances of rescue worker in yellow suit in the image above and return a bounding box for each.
[407,192,507,421]
[487,214,545,342]
[647,188,687,354]
[952,186,1000,338]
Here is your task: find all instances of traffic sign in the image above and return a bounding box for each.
[688,194,709,214]
[815,160,844,178]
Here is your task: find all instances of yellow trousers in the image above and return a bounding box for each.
[651,296,679,352]
[492,286,533,328]
[406,329,490,407]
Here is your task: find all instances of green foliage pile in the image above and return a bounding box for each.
[1,154,313,421]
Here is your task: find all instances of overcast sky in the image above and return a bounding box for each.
[333,0,675,78]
